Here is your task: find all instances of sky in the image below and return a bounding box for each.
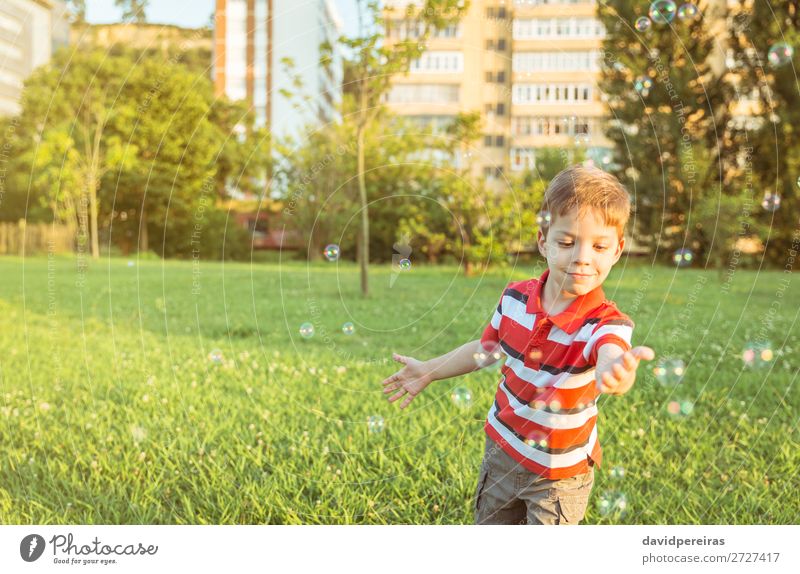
[84,0,360,36]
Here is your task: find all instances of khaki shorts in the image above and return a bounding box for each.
[474,435,594,525]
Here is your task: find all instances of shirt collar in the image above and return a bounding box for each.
[525,268,606,334]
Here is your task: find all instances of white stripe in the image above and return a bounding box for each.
[552,368,596,389]
[583,324,633,360]
[490,308,501,330]
[501,295,535,330]
[499,383,599,429]
[547,321,596,346]
[487,406,597,469]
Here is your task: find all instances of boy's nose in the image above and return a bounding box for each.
[571,242,594,263]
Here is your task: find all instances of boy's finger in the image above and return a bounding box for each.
[622,352,637,370]
[393,353,408,365]
[383,382,399,394]
[388,388,407,403]
[599,371,616,393]
[631,346,655,361]
[612,363,627,379]
[399,395,414,409]
[381,373,399,386]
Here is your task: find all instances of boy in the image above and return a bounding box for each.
[380,165,655,525]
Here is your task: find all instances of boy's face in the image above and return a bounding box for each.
[537,207,625,298]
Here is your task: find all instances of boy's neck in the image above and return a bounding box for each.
[540,273,578,317]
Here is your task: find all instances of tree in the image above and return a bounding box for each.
[597,1,727,261]
[325,0,468,296]
[16,50,138,259]
[115,0,148,23]
[13,47,249,261]
[67,0,87,23]
[726,0,800,265]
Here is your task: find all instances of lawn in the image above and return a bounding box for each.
[0,255,797,524]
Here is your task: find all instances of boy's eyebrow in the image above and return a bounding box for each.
[556,231,614,241]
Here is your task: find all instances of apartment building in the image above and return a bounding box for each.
[213,0,343,140]
[384,0,612,181]
[0,0,69,117]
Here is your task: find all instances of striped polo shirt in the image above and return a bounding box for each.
[480,269,634,479]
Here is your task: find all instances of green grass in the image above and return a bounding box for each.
[0,255,797,524]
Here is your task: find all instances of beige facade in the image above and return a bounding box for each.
[384,0,612,181]
[0,0,69,117]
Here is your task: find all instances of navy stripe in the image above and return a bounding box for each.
[504,287,528,304]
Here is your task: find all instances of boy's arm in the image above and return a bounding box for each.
[424,339,497,382]
[595,343,655,395]
[382,339,501,409]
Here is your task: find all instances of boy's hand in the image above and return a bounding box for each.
[381,353,433,409]
[596,346,655,395]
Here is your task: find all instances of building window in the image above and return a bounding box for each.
[513,18,605,40]
[484,135,494,147]
[496,103,505,116]
[410,51,464,74]
[512,83,594,104]
[386,83,460,103]
[497,70,506,83]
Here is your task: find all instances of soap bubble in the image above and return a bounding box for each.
[742,341,774,368]
[796,175,800,189]
[634,76,653,94]
[399,258,411,270]
[299,322,315,339]
[761,192,781,212]
[367,415,384,434]
[473,351,488,368]
[649,0,677,24]
[676,3,699,21]
[666,399,694,418]
[653,358,685,386]
[598,490,628,517]
[574,133,590,145]
[323,244,340,262]
[451,386,472,408]
[127,260,135,267]
[525,429,549,449]
[610,466,626,480]
[341,322,355,335]
[672,248,693,267]
[767,43,794,68]
[536,211,552,226]
[634,17,652,32]
[208,349,223,364]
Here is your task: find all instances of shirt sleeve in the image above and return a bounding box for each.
[583,314,635,365]
[480,287,506,350]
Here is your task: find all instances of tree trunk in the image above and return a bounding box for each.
[356,123,369,296]
[139,205,149,253]
[88,175,100,259]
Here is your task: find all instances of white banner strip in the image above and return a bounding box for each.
[2,525,799,573]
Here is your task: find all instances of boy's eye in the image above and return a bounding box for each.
[595,245,608,251]
[558,241,573,247]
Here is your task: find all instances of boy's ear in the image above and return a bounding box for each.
[613,236,626,263]
[537,229,546,258]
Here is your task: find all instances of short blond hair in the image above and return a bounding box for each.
[539,165,631,239]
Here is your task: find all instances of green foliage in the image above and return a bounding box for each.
[597,1,726,261]
[726,0,800,266]
[8,46,263,261]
